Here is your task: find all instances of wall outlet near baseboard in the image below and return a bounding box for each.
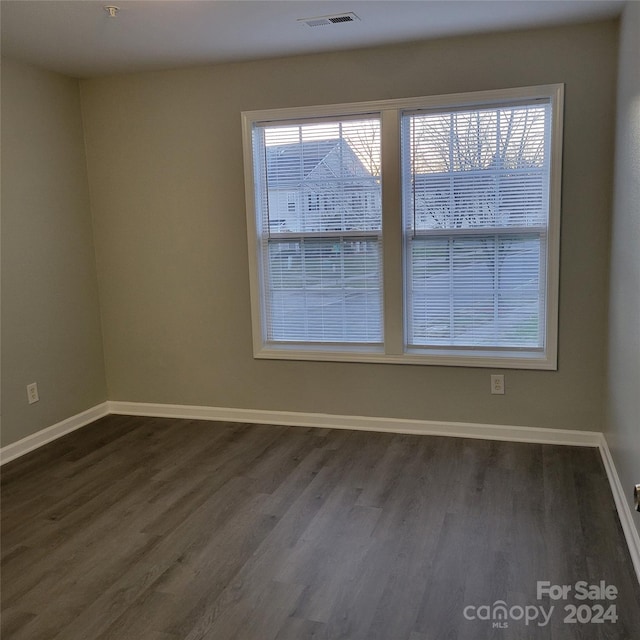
[27,382,39,404]
[490,374,505,395]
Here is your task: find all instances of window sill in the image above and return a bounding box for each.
[254,344,557,370]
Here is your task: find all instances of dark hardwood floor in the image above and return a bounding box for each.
[2,415,639,640]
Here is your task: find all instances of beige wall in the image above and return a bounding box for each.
[79,20,617,431]
[606,3,640,533]
[1,59,107,447]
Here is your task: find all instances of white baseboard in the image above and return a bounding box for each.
[598,434,640,584]
[1,400,601,466]
[0,402,109,466]
[3,399,637,586]
[106,400,602,447]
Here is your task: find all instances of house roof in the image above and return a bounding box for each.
[265,139,370,188]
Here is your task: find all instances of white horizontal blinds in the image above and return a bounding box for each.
[404,101,551,349]
[266,238,382,342]
[253,116,383,344]
[408,235,545,348]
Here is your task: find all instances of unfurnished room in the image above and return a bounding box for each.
[1,1,639,639]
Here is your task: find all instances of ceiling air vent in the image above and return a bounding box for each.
[299,12,360,28]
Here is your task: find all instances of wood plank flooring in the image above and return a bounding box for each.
[2,415,639,639]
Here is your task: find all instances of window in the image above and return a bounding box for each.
[242,85,563,369]
[403,103,550,351]
[250,117,383,344]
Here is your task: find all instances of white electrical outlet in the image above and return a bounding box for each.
[490,374,505,395]
[27,382,39,404]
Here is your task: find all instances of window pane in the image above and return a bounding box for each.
[404,102,551,351]
[254,116,383,345]
[266,238,382,343]
[407,105,549,231]
[259,119,381,234]
[407,234,544,348]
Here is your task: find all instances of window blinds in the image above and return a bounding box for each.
[253,117,383,344]
[403,102,551,349]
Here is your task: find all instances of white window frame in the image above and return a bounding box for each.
[242,84,563,370]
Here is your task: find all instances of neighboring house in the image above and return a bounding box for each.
[265,136,544,236]
[264,138,380,233]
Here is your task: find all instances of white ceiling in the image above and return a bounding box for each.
[0,0,625,78]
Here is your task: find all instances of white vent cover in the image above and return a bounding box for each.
[298,12,360,27]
